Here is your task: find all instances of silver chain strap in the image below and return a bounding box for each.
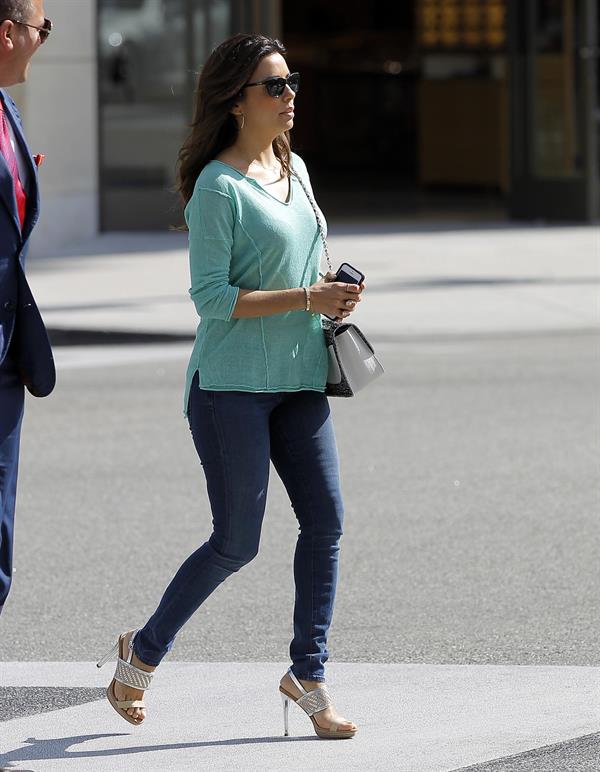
[291,168,333,274]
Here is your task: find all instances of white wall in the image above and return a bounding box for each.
[8,0,98,256]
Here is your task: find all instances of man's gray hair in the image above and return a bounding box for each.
[0,0,35,24]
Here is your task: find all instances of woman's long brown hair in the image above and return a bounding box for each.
[176,33,292,213]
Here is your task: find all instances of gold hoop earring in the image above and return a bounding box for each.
[239,114,245,130]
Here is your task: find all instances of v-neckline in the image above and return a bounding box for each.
[212,159,293,205]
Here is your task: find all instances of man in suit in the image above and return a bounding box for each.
[0,0,54,614]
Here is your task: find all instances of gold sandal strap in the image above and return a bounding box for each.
[116,699,146,709]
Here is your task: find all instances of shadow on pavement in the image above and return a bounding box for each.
[46,329,194,347]
[0,688,106,723]
[364,276,600,292]
[41,296,186,313]
[451,731,600,772]
[0,732,318,767]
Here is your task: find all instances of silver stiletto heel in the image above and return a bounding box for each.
[280,690,290,736]
[96,641,119,669]
[279,668,357,740]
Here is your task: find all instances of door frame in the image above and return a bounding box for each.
[508,0,598,220]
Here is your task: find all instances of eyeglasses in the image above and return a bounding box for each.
[0,17,52,43]
[243,72,300,99]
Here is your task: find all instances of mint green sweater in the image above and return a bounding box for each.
[183,153,328,412]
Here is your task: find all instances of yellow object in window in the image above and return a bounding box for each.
[441,29,461,46]
[465,30,483,47]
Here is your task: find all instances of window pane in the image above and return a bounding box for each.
[98,0,231,230]
[532,0,581,178]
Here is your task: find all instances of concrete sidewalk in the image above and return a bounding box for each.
[4,221,598,772]
[26,222,599,341]
[1,662,598,772]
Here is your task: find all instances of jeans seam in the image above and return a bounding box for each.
[209,391,233,547]
[277,398,321,680]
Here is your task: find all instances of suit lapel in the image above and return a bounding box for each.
[0,155,20,234]
[0,91,20,234]
[0,89,39,242]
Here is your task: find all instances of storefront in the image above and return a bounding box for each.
[97,0,598,230]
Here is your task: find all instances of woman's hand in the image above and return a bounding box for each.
[309,273,364,320]
[232,272,365,320]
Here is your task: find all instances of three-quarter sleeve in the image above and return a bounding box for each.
[186,186,240,321]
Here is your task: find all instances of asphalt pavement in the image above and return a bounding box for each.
[0,220,598,771]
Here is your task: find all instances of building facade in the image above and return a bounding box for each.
[9,0,599,256]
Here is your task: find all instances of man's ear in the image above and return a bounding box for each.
[0,20,16,52]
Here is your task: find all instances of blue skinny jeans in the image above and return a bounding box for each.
[134,374,344,681]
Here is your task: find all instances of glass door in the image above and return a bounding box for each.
[98,0,231,230]
[508,0,598,220]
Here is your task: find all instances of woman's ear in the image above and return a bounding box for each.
[230,90,245,118]
[231,101,243,118]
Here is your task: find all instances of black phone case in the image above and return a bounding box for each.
[336,262,365,285]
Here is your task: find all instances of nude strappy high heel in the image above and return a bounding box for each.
[96,630,154,725]
[279,668,357,739]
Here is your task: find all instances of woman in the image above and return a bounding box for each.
[98,33,362,740]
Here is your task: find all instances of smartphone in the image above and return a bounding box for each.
[336,262,365,286]
[324,262,365,320]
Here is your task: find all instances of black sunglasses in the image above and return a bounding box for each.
[243,72,300,99]
[0,17,52,43]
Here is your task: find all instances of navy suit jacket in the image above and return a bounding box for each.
[0,88,55,397]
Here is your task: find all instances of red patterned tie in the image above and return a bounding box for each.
[0,98,27,230]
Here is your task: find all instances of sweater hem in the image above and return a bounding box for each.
[195,382,326,393]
